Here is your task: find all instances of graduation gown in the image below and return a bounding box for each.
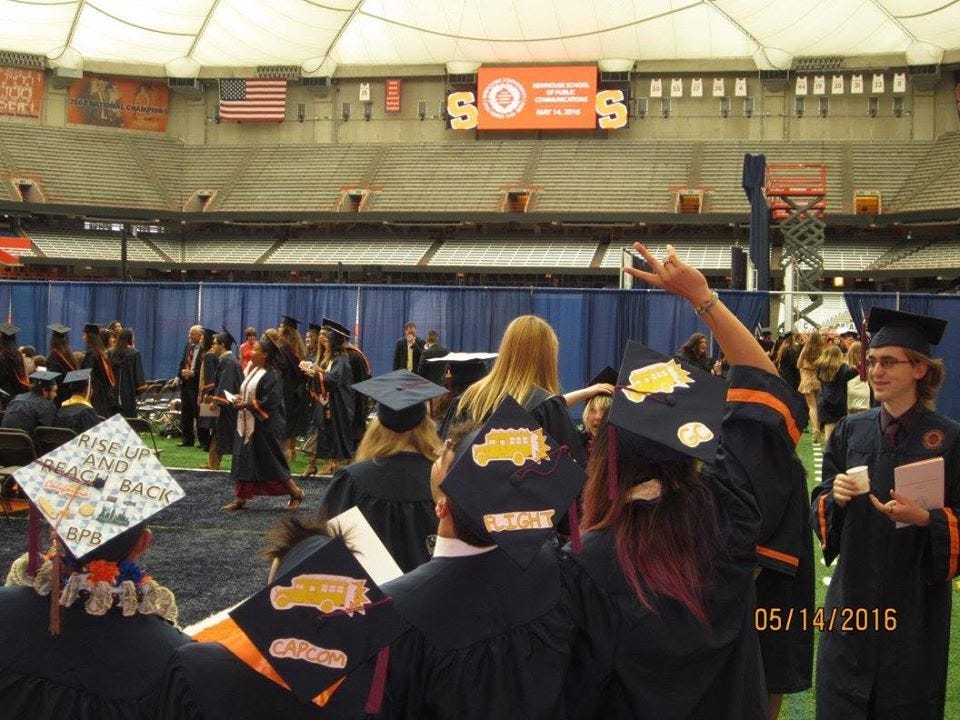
[440,388,587,466]
[231,367,291,490]
[275,344,310,439]
[564,366,806,720]
[197,350,220,431]
[0,586,191,720]
[45,348,78,405]
[346,347,372,441]
[378,542,577,720]
[54,396,101,433]
[816,363,859,425]
[1,391,56,432]
[0,347,29,407]
[311,356,355,460]
[811,407,960,719]
[82,348,118,418]
[212,352,242,453]
[112,348,146,419]
[322,453,437,572]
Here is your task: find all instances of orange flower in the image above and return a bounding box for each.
[86,560,119,584]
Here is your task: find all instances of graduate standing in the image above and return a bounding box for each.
[812,307,960,719]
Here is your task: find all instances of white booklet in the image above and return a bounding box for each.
[894,456,944,529]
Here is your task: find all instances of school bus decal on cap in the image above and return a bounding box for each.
[472,427,551,467]
[622,359,693,403]
[270,574,371,616]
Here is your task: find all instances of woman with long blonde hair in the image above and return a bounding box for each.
[442,315,585,464]
[815,343,859,445]
[797,331,826,442]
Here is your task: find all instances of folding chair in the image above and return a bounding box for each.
[125,416,163,458]
[33,426,78,456]
[0,429,38,520]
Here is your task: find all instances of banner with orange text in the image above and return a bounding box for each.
[67,74,170,132]
[477,66,598,130]
[0,67,44,120]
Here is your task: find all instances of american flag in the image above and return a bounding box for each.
[219,79,287,122]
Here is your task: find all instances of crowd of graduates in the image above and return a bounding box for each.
[1,242,959,719]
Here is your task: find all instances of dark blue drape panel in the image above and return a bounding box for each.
[532,289,589,394]
[742,153,770,296]
[132,284,200,380]
[7,282,46,350]
[718,290,768,348]
[844,291,960,421]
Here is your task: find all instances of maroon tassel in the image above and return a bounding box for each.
[49,538,62,635]
[567,500,582,555]
[27,503,40,576]
[607,424,619,500]
[364,645,390,715]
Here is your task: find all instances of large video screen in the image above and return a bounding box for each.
[477,66,598,130]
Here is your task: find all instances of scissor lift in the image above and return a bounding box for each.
[767,163,826,328]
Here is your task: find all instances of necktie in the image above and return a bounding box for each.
[406,344,413,371]
[883,419,900,448]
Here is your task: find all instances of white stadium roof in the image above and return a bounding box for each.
[0,0,958,76]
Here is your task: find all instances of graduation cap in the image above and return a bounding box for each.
[47,323,71,337]
[836,323,858,337]
[607,340,727,467]
[352,370,446,432]
[307,322,324,334]
[280,315,300,330]
[867,307,946,356]
[428,352,498,388]
[440,396,586,568]
[321,317,351,339]
[202,327,217,346]
[83,323,100,335]
[29,370,60,386]
[0,322,20,337]
[217,326,236,349]
[229,535,405,707]
[587,366,618,387]
[62,368,93,388]
[259,333,281,360]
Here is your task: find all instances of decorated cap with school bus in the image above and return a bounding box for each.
[442,396,585,568]
[13,414,184,560]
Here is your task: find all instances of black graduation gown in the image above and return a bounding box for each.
[0,347,29,406]
[54,397,101,433]
[1,391,56,432]
[346,347,372,441]
[439,389,587,466]
[564,366,806,720]
[154,640,369,720]
[112,348,146,419]
[197,350,220,431]
[212,352,242,453]
[816,363,859,425]
[231,367,290,485]
[778,345,801,391]
[322,453,437,572]
[378,542,577,720]
[811,407,960,719]
[45,348,78,405]
[81,348,118,418]
[0,586,192,720]
[312,356,355,460]
[275,345,310,439]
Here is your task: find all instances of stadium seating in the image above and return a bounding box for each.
[430,239,597,268]
[28,231,166,262]
[265,237,433,266]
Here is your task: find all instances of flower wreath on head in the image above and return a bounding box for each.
[4,551,180,628]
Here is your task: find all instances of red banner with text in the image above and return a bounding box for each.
[67,74,170,132]
[0,67,44,120]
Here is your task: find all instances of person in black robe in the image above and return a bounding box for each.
[376,403,585,720]
[775,331,801,391]
[222,334,304,512]
[674,331,717,373]
[416,330,449,383]
[302,320,355,476]
[44,323,78,405]
[1,370,59,432]
[80,322,118,419]
[322,370,446,572]
[110,328,146,419]
[563,243,807,720]
[276,316,310,460]
[0,523,190,720]
[196,328,219,452]
[437,316,586,466]
[53,369,101,433]
[0,322,30,409]
[207,329,242,471]
[345,339,372,445]
[811,307,960,720]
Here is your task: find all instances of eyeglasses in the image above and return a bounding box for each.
[866,357,914,370]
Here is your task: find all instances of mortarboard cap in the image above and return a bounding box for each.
[867,307,946,356]
[202,327,217,345]
[321,317,351,339]
[0,322,20,337]
[259,333,281,360]
[352,370,446,432]
[217,326,236,349]
[13,414,185,562]
[47,323,71,336]
[587,366,619,387]
[836,323,858,337]
[83,323,100,335]
[428,352,497,388]
[280,315,300,330]
[29,370,61,385]
[229,535,405,704]
[62,368,93,386]
[307,322,324,334]
[440,396,586,568]
[607,340,727,465]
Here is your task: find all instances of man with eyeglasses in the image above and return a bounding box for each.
[811,307,960,719]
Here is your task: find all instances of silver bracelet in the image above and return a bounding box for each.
[693,291,720,317]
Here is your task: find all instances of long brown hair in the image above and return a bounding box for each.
[904,349,945,410]
[458,315,559,422]
[814,343,844,382]
[581,427,720,627]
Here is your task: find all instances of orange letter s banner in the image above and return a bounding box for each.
[595,88,627,130]
[447,91,478,130]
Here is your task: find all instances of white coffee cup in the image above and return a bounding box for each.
[847,465,870,494]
